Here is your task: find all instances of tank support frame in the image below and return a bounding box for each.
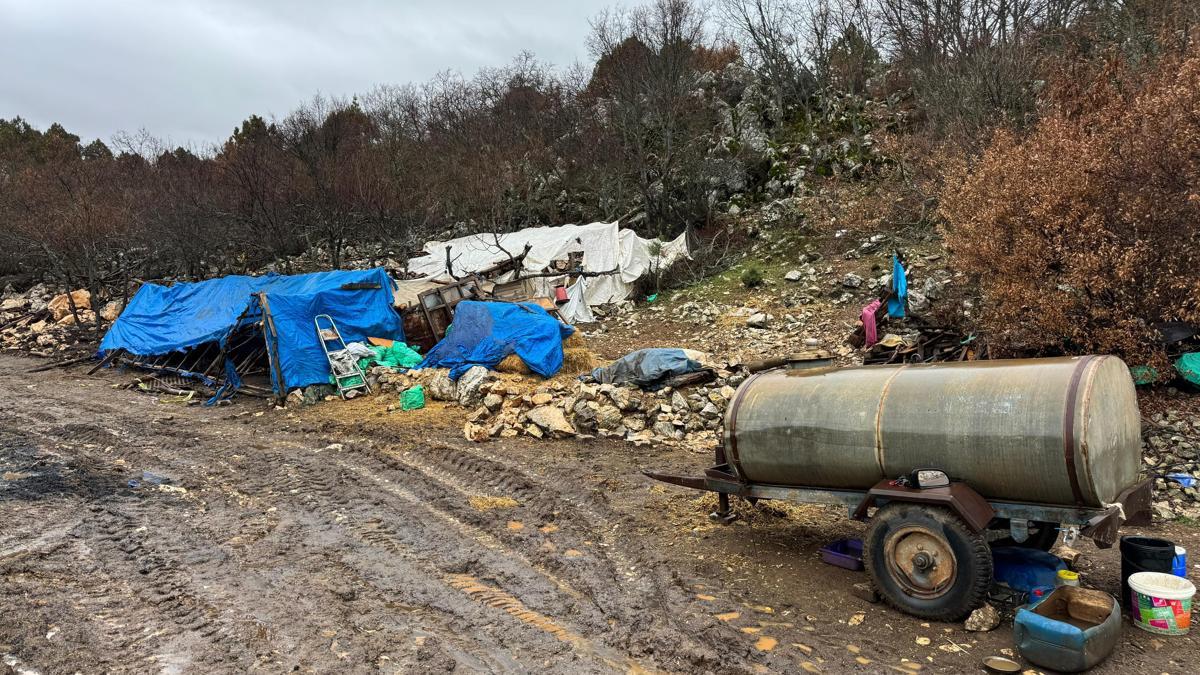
[645,465,1152,549]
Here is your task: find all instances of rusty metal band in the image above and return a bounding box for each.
[725,371,767,481]
[873,365,908,477]
[1062,355,1095,505]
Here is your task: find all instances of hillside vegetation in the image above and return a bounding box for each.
[2,0,1199,366]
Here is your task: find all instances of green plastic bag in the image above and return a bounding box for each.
[1130,365,1159,386]
[401,385,426,410]
[1175,353,1200,386]
[372,343,423,369]
[355,342,423,374]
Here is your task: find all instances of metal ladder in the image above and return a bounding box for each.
[314,314,370,399]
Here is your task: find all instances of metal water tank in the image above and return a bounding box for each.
[725,356,1141,507]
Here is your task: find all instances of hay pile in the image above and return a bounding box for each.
[495,329,595,376]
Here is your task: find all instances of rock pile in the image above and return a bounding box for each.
[1144,408,1200,520]
[366,362,742,452]
[0,285,116,355]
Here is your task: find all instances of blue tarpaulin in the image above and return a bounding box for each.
[418,301,573,379]
[99,268,404,395]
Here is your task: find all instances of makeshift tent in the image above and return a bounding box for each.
[405,222,688,322]
[418,300,574,379]
[99,268,405,398]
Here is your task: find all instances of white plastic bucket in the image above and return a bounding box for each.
[1129,571,1195,635]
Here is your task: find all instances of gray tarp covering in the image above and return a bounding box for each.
[587,348,703,390]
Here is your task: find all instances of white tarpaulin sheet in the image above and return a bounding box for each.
[406,222,687,309]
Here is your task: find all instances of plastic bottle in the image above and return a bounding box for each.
[1173,546,1188,578]
[1056,569,1080,587]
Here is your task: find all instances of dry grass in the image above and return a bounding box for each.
[468,495,520,511]
[496,354,531,374]
[495,333,595,377]
[298,392,460,430]
[561,347,595,374]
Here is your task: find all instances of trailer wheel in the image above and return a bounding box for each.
[864,503,992,621]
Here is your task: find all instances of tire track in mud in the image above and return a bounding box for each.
[172,435,721,672]
[1,362,878,673]
[266,449,644,671]
[2,405,618,671]
[363,441,742,666]
[321,442,746,672]
[71,503,268,671]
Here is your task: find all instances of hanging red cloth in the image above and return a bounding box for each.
[861,299,882,348]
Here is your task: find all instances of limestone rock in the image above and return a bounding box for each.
[428,370,458,401]
[653,420,683,441]
[57,309,95,325]
[964,603,1000,632]
[463,422,489,442]
[456,366,493,408]
[99,301,122,322]
[671,390,689,411]
[608,387,633,411]
[483,393,504,412]
[595,405,623,430]
[47,289,91,321]
[907,289,929,314]
[527,406,574,437]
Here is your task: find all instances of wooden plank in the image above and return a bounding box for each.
[87,348,124,375]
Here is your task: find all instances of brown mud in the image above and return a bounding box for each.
[1,354,1198,673]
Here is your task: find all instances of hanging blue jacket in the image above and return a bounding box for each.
[887,255,907,318]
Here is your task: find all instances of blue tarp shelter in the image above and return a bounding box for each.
[418,300,573,379]
[99,268,404,397]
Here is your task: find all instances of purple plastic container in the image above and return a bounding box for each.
[820,538,864,571]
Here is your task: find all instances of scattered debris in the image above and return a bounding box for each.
[857,324,988,365]
[851,582,879,604]
[964,603,1001,632]
[1144,407,1200,519]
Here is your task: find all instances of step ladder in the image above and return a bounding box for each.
[315,314,370,399]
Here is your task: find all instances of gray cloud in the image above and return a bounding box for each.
[0,0,612,148]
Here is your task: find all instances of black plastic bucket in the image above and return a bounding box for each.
[1120,536,1176,611]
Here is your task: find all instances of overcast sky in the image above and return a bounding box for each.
[0,0,614,148]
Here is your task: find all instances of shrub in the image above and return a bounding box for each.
[939,51,1200,370]
[740,264,763,289]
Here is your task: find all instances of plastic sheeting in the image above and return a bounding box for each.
[559,277,596,324]
[99,268,405,393]
[1177,352,1200,386]
[587,348,704,390]
[417,301,574,379]
[405,222,688,309]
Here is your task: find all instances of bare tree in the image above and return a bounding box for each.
[718,0,816,110]
[588,0,721,233]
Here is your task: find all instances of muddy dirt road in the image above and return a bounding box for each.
[2,355,1199,674]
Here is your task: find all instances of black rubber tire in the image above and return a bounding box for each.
[989,521,1059,551]
[864,503,993,622]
